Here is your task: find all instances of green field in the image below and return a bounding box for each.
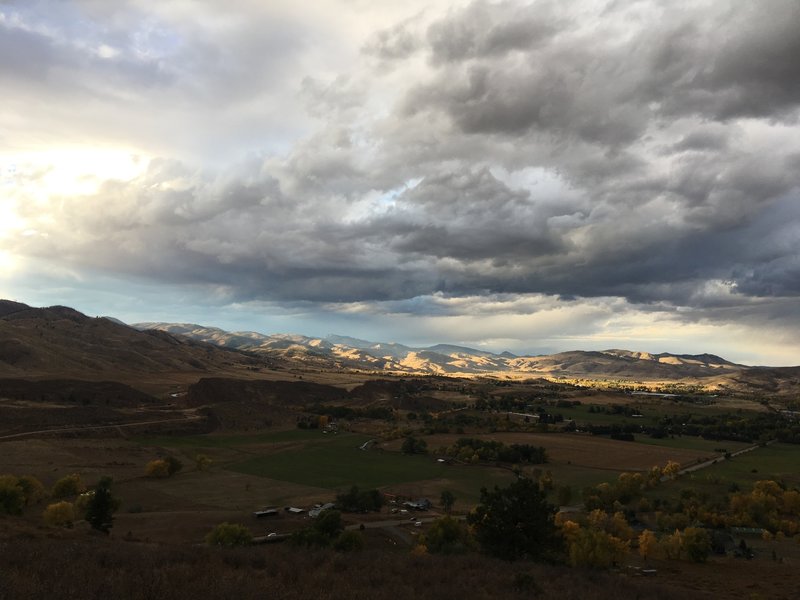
[648,442,800,506]
[694,443,800,487]
[138,429,519,504]
[228,432,446,488]
[634,435,751,453]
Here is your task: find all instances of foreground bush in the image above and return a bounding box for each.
[43,501,76,528]
[206,523,253,547]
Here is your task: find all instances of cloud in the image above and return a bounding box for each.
[3,0,800,363]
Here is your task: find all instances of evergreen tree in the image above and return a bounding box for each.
[467,477,560,561]
[85,476,119,534]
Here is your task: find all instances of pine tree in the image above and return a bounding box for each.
[85,476,119,534]
[467,477,560,561]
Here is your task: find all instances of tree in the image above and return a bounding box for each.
[16,475,46,506]
[51,473,84,499]
[609,511,633,540]
[661,530,683,560]
[84,476,119,534]
[467,477,560,561]
[291,509,344,548]
[440,490,456,514]
[0,476,25,515]
[43,501,76,527]
[662,461,681,481]
[682,527,711,563]
[638,529,658,561]
[206,522,252,546]
[402,436,427,455]
[422,516,473,555]
[336,486,384,512]
[568,527,629,568]
[315,509,344,538]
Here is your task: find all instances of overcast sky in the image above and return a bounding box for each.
[2,0,800,365]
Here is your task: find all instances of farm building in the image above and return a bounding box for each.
[403,498,431,511]
[309,503,336,518]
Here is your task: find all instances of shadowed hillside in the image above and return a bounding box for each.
[0,302,277,381]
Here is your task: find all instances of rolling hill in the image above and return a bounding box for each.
[0,301,273,381]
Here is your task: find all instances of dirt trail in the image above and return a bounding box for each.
[0,414,204,441]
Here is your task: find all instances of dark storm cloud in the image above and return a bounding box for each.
[647,2,800,121]
[407,0,800,143]
[426,1,560,64]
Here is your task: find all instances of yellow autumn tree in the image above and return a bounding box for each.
[661,529,683,560]
[568,528,629,568]
[662,461,681,480]
[638,529,658,561]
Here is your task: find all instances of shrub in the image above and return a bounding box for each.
[333,531,365,552]
[0,476,25,515]
[422,516,474,555]
[146,459,170,478]
[194,454,212,471]
[17,475,46,505]
[43,501,76,527]
[206,523,253,547]
[164,456,183,476]
[51,474,84,499]
[682,527,711,563]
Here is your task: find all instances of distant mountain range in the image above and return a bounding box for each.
[133,321,746,382]
[2,300,798,396]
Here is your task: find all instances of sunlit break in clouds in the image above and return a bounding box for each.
[2,0,800,365]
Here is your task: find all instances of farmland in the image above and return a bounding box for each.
[2,364,799,600]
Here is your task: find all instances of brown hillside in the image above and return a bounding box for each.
[0,301,278,383]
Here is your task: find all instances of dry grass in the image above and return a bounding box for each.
[0,536,714,600]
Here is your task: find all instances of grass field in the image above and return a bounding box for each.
[691,443,800,488]
[634,435,751,453]
[137,429,519,505]
[647,442,800,507]
[226,432,521,504]
[228,432,447,489]
[136,427,785,511]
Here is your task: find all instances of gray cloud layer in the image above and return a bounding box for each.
[4,0,800,340]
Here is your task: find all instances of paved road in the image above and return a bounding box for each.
[677,440,774,476]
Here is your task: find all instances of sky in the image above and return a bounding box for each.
[1,0,800,365]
